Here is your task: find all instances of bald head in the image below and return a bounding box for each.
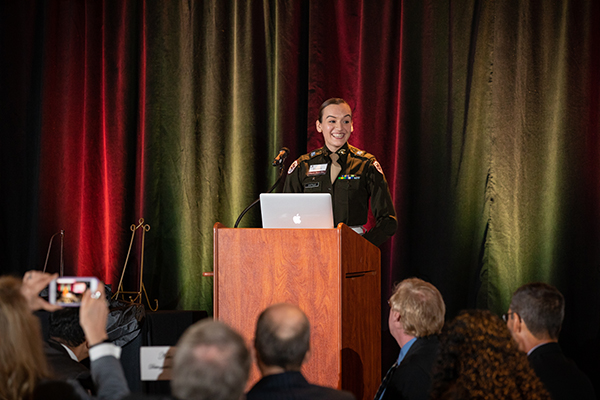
[254,303,310,370]
[262,303,309,340]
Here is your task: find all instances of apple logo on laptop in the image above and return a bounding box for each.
[293,214,302,224]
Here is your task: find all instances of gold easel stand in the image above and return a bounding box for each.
[112,218,158,311]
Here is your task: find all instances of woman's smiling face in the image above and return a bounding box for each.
[316,102,353,153]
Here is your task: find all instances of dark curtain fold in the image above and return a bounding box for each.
[1,0,599,387]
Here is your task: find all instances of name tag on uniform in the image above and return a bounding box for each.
[307,164,328,176]
[304,182,320,189]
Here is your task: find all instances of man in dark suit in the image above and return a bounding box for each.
[45,307,94,392]
[505,282,595,400]
[375,278,445,400]
[246,303,356,400]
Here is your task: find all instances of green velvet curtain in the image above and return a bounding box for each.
[139,1,310,309]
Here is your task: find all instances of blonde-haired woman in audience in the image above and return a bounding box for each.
[0,274,56,399]
[0,271,129,400]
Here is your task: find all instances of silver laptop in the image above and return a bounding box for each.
[259,193,334,229]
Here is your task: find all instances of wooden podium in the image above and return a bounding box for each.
[213,222,381,400]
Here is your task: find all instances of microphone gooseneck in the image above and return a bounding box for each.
[60,230,65,276]
[42,230,65,273]
[235,147,290,228]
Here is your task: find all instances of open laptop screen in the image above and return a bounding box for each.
[259,193,334,229]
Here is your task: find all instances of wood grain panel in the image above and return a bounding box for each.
[213,223,380,400]
[340,224,381,400]
[214,226,341,389]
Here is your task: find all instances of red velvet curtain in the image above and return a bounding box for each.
[38,1,139,283]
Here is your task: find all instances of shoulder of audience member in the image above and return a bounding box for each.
[121,394,176,400]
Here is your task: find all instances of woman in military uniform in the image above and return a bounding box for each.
[283,98,397,246]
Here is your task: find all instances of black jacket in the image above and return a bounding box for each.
[528,342,596,400]
[381,335,439,400]
[247,371,356,400]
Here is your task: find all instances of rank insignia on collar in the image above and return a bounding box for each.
[373,160,384,175]
[288,160,298,174]
[339,149,346,155]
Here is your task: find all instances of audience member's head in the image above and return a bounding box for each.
[171,319,250,400]
[0,276,51,400]
[254,303,311,373]
[49,307,86,348]
[507,282,564,350]
[430,309,551,400]
[388,278,445,343]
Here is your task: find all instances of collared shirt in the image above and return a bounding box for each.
[59,342,79,362]
[397,337,417,364]
[527,342,550,356]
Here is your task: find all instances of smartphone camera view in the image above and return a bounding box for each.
[49,277,99,307]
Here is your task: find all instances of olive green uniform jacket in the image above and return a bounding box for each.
[283,143,397,246]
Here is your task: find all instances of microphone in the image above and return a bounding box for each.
[272,147,289,166]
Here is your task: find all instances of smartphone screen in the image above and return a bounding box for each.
[49,277,99,306]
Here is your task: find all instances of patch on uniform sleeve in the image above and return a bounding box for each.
[288,160,298,174]
[373,160,384,175]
